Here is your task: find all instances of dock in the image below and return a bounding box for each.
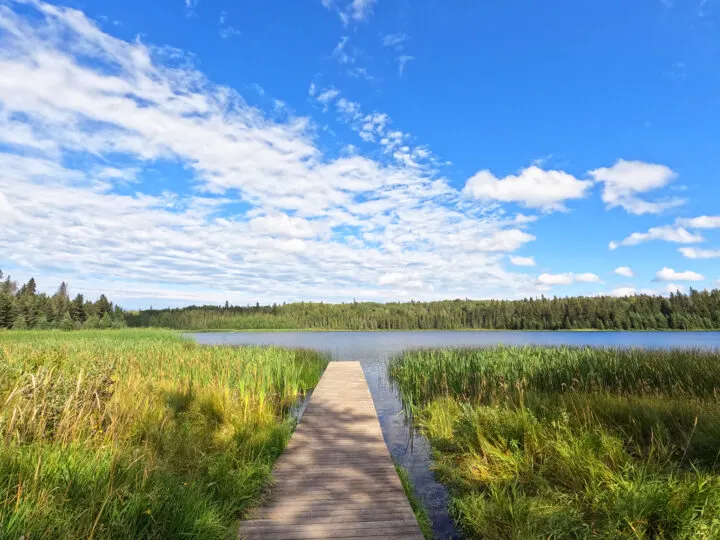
[239,361,424,540]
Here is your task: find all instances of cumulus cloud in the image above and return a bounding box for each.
[611,287,637,297]
[463,166,593,212]
[510,256,536,267]
[679,247,720,259]
[0,0,543,305]
[614,266,635,277]
[589,159,683,215]
[537,272,601,286]
[655,267,704,282]
[609,226,704,249]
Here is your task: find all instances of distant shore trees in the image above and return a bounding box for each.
[126,289,720,331]
[0,270,125,330]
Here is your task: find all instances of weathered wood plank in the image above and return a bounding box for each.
[239,362,424,540]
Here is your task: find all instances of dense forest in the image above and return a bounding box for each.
[0,270,125,330]
[126,289,720,331]
[3,269,719,331]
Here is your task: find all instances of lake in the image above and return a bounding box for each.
[189,331,720,539]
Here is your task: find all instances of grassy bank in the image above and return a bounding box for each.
[0,329,327,538]
[390,347,720,539]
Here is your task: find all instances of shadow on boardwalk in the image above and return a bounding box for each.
[239,362,424,540]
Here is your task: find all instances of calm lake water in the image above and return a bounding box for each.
[189,331,720,539]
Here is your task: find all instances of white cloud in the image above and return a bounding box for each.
[0,1,545,305]
[611,287,637,297]
[396,54,414,76]
[614,266,635,277]
[463,166,593,212]
[537,272,601,286]
[665,283,686,294]
[314,87,341,109]
[513,214,538,225]
[588,159,683,215]
[382,33,407,48]
[609,226,704,249]
[510,256,536,267]
[679,247,720,259]
[349,0,376,22]
[676,216,720,229]
[655,267,704,282]
[330,36,354,64]
[323,0,377,25]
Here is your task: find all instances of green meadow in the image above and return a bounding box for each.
[390,346,720,539]
[0,329,326,538]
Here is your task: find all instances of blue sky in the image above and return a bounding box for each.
[0,0,718,308]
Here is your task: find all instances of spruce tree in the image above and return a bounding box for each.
[0,293,15,329]
[70,294,87,323]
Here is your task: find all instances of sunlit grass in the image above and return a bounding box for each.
[390,346,720,539]
[0,329,327,538]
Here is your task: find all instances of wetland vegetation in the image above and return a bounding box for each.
[0,329,326,538]
[390,346,720,539]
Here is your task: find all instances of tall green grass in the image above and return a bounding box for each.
[0,329,327,538]
[390,346,720,539]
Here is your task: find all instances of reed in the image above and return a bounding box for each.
[390,346,720,539]
[0,329,327,538]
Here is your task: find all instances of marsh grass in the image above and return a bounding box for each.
[390,346,720,539]
[395,464,433,540]
[0,329,327,538]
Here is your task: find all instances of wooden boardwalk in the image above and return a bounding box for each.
[239,361,424,540]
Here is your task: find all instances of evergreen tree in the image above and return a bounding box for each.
[100,312,113,329]
[96,294,112,317]
[12,314,27,330]
[70,294,87,323]
[59,312,75,331]
[0,293,15,329]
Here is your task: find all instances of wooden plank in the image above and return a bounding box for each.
[239,362,424,540]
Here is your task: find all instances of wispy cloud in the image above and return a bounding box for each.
[382,32,408,48]
[0,1,543,304]
[184,0,198,17]
[218,11,240,39]
[321,0,378,26]
[609,215,720,249]
[396,54,414,76]
[330,36,354,64]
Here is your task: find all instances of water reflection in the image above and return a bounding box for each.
[189,330,720,539]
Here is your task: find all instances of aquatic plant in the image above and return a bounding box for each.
[0,329,326,538]
[390,346,720,539]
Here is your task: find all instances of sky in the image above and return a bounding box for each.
[0,0,719,309]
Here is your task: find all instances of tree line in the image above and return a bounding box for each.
[3,269,719,331]
[125,289,720,331]
[0,270,125,330]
